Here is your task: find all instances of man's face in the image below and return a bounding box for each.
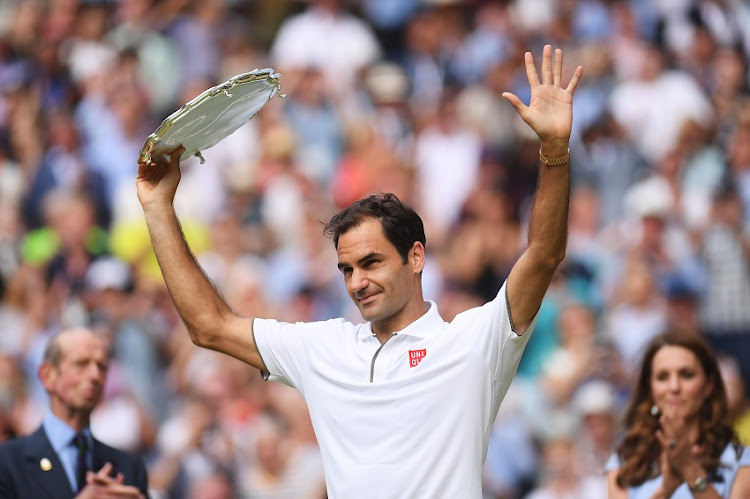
[336,218,423,333]
[42,331,109,415]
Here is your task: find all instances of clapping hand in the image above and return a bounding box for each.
[76,462,145,499]
[654,409,708,496]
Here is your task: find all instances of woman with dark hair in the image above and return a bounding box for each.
[606,330,750,498]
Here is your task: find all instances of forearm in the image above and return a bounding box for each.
[527,140,570,266]
[142,202,232,345]
[506,140,570,332]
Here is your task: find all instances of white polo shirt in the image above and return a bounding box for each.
[253,282,535,499]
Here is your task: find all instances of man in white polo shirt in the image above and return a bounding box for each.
[137,45,582,498]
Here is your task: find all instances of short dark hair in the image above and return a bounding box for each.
[324,193,426,263]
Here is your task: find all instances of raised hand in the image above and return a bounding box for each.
[136,145,185,210]
[502,45,583,152]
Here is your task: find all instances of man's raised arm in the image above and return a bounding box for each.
[502,45,583,334]
[136,147,266,370]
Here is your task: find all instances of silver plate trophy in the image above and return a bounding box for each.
[139,68,283,165]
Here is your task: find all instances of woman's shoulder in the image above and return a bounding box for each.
[720,442,749,467]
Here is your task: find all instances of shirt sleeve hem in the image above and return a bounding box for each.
[252,318,271,381]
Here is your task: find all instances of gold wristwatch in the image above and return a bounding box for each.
[538,148,570,166]
[688,475,709,493]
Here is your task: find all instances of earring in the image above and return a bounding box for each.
[650,404,660,416]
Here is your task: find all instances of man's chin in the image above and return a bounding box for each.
[357,303,380,322]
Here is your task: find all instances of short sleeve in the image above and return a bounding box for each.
[448,281,537,416]
[253,317,352,393]
[472,282,537,383]
[739,446,750,467]
[253,318,313,389]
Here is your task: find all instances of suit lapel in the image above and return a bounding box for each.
[24,427,76,498]
[92,439,104,474]
[92,438,122,477]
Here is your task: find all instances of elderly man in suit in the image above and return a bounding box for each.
[0,328,148,498]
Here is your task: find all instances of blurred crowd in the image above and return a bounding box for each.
[1,0,750,497]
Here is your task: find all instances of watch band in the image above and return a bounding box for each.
[688,475,709,492]
[539,148,570,166]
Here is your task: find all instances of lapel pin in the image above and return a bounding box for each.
[40,458,52,471]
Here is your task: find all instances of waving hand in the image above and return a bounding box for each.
[502,45,582,149]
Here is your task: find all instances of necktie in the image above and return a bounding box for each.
[73,433,88,492]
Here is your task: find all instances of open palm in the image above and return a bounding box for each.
[502,45,582,145]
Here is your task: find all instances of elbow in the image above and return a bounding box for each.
[184,317,220,349]
[186,325,212,348]
[551,248,567,268]
[183,303,232,349]
[528,246,566,272]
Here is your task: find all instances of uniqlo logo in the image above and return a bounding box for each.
[409,349,427,367]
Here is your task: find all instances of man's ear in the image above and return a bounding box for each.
[410,242,426,274]
[38,363,56,393]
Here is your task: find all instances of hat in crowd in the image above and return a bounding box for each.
[364,62,409,104]
[573,380,616,416]
[84,257,132,292]
[623,177,673,220]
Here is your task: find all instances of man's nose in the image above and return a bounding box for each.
[351,269,369,292]
[87,362,105,380]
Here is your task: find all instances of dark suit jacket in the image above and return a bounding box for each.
[0,426,149,498]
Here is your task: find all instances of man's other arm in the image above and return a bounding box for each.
[137,148,265,370]
[502,46,583,334]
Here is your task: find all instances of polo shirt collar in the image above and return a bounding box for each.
[361,300,444,340]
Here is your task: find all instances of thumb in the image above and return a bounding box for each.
[502,92,527,116]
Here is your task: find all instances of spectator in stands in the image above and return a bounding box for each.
[606,330,750,498]
[0,328,148,498]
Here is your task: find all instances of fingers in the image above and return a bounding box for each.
[522,45,581,93]
[566,65,584,95]
[83,464,144,498]
[87,463,116,486]
[81,484,144,499]
[95,483,144,498]
[137,145,184,169]
[96,462,114,477]
[655,428,680,450]
[169,146,185,168]
[524,51,540,88]
[541,44,552,85]
[655,429,668,448]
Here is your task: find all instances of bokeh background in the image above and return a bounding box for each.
[1,0,749,497]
